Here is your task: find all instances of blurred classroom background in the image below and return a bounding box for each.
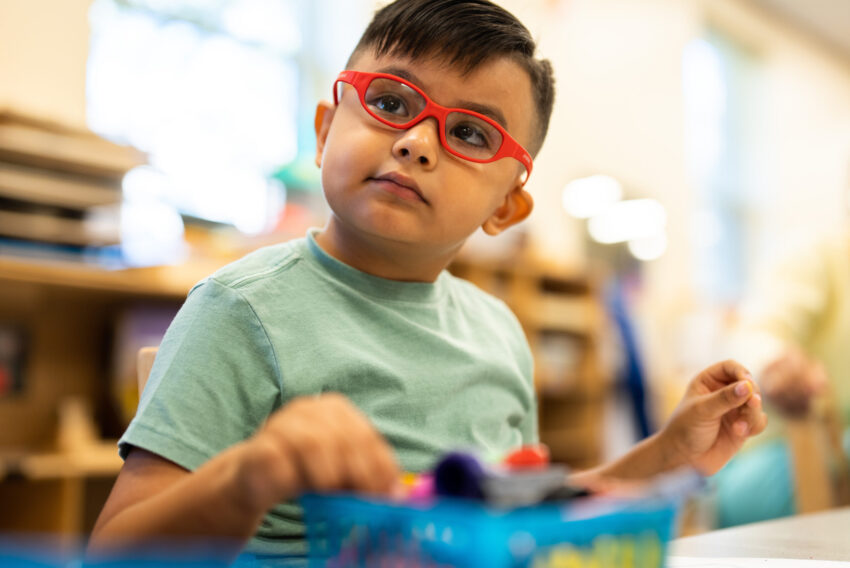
[1,0,849,552]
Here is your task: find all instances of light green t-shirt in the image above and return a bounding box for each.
[119,229,536,558]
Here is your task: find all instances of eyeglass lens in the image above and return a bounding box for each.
[360,77,504,161]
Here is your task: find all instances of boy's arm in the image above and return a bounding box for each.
[89,445,266,562]
[87,394,400,564]
[569,360,767,487]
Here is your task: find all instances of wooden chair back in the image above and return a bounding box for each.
[136,346,159,395]
[787,392,850,513]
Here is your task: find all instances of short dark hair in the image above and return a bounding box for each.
[347,0,555,156]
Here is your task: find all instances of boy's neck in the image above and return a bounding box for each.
[314,218,461,283]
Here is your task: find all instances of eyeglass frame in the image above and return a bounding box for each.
[333,70,533,184]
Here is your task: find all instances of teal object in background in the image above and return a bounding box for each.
[714,430,850,529]
[712,439,795,528]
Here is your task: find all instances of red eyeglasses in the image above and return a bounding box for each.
[334,70,533,184]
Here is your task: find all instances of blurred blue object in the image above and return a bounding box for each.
[301,492,677,568]
[712,439,796,528]
[606,278,654,439]
[0,535,243,568]
[0,536,73,568]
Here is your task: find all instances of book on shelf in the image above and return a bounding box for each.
[0,324,27,398]
[0,209,118,247]
[0,110,145,180]
[0,162,121,209]
[0,237,124,267]
[0,108,145,257]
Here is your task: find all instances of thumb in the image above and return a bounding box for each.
[699,380,753,419]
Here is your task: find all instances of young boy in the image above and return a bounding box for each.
[89,0,766,564]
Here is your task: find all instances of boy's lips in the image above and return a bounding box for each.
[369,172,428,204]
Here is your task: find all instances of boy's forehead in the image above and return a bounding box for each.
[347,51,537,146]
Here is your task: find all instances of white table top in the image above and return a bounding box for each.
[670,507,850,561]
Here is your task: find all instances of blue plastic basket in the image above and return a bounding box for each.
[301,493,677,568]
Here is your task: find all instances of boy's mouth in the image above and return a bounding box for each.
[369,172,428,204]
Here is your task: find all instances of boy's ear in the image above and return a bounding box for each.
[482,186,534,236]
[314,101,336,168]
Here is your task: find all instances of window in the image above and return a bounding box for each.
[87,0,372,255]
[683,32,759,303]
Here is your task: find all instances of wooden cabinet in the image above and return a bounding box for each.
[0,256,220,538]
[449,256,610,470]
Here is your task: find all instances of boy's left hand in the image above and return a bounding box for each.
[660,360,767,475]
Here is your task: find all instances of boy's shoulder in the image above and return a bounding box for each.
[200,237,309,292]
[444,271,520,322]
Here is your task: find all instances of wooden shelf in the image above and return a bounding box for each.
[0,257,222,538]
[0,395,125,537]
[0,443,122,481]
[0,254,229,299]
[514,294,601,335]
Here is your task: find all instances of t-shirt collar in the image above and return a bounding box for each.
[303,228,448,304]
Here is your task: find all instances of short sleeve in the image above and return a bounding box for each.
[119,278,282,470]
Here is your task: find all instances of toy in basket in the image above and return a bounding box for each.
[301,445,699,568]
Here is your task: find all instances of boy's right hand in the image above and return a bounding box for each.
[240,393,401,511]
[87,393,398,561]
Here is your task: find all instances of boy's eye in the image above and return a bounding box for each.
[367,94,409,118]
[449,122,491,149]
[364,78,424,122]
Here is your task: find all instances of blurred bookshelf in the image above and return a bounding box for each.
[0,110,199,538]
[0,110,145,255]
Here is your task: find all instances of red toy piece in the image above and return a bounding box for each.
[501,444,550,470]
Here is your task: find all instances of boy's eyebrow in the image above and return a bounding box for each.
[454,100,508,130]
[377,66,509,130]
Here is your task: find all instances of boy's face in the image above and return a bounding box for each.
[315,51,536,255]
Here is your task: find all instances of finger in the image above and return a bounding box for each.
[246,431,302,504]
[697,380,753,419]
[357,428,400,494]
[319,398,386,492]
[373,438,401,492]
[732,419,750,437]
[334,431,374,493]
[746,392,762,409]
[691,360,753,393]
[336,418,393,494]
[712,360,753,384]
[749,408,769,436]
[291,421,345,492]
[735,402,764,436]
[323,394,400,494]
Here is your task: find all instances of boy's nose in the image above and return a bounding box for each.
[392,118,440,168]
